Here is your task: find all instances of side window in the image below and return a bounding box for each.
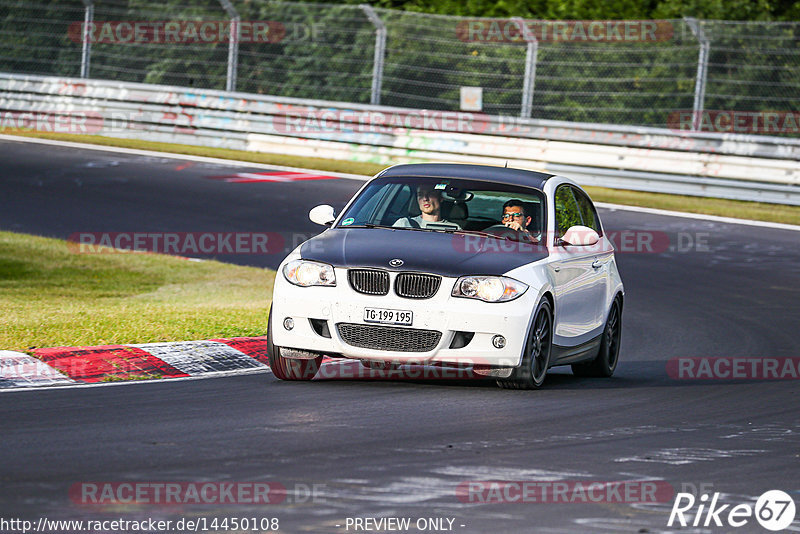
[554,185,582,238]
[572,188,602,235]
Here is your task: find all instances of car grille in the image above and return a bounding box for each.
[348,269,389,295]
[337,323,442,352]
[395,273,441,299]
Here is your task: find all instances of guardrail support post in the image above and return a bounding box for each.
[360,5,386,106]
[80,0,94,78]
[685,17,710,131]
[218,0,240,92]
[513,17,538,119]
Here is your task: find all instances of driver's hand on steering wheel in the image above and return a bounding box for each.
[503,220,526,232]
[503,220,539,243]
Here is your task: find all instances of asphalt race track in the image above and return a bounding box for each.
[1,138,799,533]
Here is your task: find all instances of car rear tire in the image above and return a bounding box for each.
[267,306,323,381]
[497,299,553,390]
[571,297,621,378]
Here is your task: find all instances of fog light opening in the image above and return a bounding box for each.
[449,331,475,349]
[283,317,295,331]
[492,335,506,349]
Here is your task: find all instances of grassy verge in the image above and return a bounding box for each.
[0,231,273,352]
[3,130,799,226]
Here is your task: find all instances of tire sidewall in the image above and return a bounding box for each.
[528,299,553,387]
[267,305,323,380]
[598,298,622,376]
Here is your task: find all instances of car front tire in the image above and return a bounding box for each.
[267,306,323,381]
[497,299,553,390]
[571,297,622,378]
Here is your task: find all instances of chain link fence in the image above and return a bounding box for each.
[0,0,798,132]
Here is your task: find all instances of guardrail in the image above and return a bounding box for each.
[1,73,798,205]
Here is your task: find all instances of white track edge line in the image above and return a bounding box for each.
[2,134,796,231]
[595,202,800,232]
[0,134,369,181]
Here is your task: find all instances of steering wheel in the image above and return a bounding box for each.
[483,224,539,243]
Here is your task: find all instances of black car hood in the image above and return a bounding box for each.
[300,227,548,277]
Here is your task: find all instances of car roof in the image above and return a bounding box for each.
[377,163,554,191]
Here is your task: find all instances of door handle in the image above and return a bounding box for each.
[591,259,601,269]
[553,266,561,272]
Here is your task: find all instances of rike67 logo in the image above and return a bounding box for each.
[669,490,796,531]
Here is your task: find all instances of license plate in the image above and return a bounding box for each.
[363,307,413,326]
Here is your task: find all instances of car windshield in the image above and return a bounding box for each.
[336,176,546,242]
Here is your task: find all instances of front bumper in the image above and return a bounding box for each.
[270,267,536,367]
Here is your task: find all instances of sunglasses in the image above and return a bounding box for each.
[502,212,524,220]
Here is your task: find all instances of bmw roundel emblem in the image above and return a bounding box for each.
[389,258,404,267]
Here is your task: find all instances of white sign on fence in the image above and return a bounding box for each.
[460,86,483,112]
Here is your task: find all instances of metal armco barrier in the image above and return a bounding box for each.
[1,73,798,205]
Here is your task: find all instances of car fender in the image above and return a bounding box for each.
[504,259,555,368]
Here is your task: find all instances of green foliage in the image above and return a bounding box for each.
[362,0,799,20]
[0,0,797,128]
[554,186,583,236]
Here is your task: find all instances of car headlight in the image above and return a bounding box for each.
[282,260,336,287]
[452,276,528,302]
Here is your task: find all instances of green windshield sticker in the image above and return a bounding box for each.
[435,183,447,190]
[342,218,355,226]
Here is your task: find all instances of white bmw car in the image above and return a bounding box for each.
[268,163,623,388]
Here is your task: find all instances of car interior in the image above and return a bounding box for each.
[399,189,542,239]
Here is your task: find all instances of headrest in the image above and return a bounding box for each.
[446,201,468,221]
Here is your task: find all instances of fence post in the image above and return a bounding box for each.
[685,17,710,131]
[360,5,386,106]
[80,0,93,78]
[218,0,240,92]
[513,17,538,119]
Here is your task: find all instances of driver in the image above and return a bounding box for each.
[502,199,537,241]
[394,184,460,229]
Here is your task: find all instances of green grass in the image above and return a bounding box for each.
[4,129,799,226]
[101,374,162,382]
[582,186,800,226]
[0,231,273,352]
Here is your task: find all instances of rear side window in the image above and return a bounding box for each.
[554,185,582,238]
[572,188,602,235]
[555,185,602,237]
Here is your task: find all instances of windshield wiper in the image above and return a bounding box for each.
[455,229,540,245]
[345,223,397,230]
[453,229,507,241]
[348,223,441,233]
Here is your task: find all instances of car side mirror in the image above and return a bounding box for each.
[309,204,336,227]
[559,225,600,246]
